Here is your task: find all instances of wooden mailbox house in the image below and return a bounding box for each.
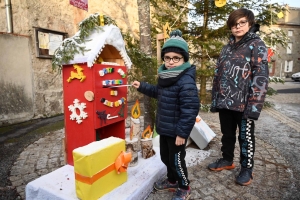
[62,25,132,165]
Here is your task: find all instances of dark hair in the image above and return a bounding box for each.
[227,8,255,29]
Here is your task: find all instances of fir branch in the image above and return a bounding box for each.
[79,14,103,39]
[52,37,91,72]
[52,13,117,72]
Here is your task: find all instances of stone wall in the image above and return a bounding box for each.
[0,0,140,125]
[269,25,300,77]
[261,7,300,78]
[273,7,300,77]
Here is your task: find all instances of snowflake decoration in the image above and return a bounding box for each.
[68,99,88,124]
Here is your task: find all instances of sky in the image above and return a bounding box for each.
[269,0,300,8]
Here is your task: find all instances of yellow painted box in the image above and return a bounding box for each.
[73,137,129,200]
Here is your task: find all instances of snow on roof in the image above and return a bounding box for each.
[67,25,132,69]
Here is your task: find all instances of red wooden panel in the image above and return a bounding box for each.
[96,120,125,140]
[62,63,127,165]
[63,64,96,165]
[93,64,127,129]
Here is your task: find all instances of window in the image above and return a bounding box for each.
[284,60,293,72]
[287,42,292,54]
[288,30,293,36]
[34,27,67,59]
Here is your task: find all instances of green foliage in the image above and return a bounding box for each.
[269,76,285,84]
[263,101,274,108]
[123,33,158,85]
[196,67,214,78]
[264,76,284,108]
[150,0,288,107]
[200,103,211,112]
[78,14,116,39]
[122,32,158,122]
[151,0,288,62]
[51,37,91,72]
[261,28,289,51]
[51,14,116,72]
[264,76,285,107]
[267,85,278,96]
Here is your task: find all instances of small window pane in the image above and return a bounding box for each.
[288,30,293,36]
[284,60,293,72]
[287,43,292,54]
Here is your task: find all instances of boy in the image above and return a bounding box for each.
[132,29,199,200]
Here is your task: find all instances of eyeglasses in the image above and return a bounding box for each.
[163,56,183,63]
[231,20,248,29]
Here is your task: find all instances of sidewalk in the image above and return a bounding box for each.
[151,109,300,200]
[7,108,300,200]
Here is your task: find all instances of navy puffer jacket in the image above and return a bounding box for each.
[137,66,200,139]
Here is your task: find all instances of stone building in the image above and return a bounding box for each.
[0,0,140,125]
[265,6,300,78]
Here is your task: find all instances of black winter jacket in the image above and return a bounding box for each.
[138,66,200,139]
[211,24,269,120]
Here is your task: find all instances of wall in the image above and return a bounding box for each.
[0,34,34,125]
[0,0,140,125]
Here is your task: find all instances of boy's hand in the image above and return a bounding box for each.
[175,136,185,146]
[132,81,140,89]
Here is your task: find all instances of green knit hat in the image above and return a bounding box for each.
[161,29,189,62]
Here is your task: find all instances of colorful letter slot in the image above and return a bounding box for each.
[73,137,131,200]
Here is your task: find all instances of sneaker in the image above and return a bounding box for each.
[236,167,253,186]
[171,188,191,200]
[208,158,235,171]
[154,179,178,191]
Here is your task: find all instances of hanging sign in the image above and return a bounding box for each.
[70,0,88,11]
[215,0,226,7]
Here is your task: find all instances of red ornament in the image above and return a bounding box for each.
[267,48,274,62]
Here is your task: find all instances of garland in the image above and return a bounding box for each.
[52,14,117,72]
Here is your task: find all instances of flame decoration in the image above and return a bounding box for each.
[141,125,152,139]
[131,99,141,119]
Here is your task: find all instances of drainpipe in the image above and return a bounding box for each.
[5,0,13,33]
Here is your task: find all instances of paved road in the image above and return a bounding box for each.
[147,79,300,199]
[1,78,299,200]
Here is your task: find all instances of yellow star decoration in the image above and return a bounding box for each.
[215,0,226,7]
[163,22,171,39]
[277,11,284,19]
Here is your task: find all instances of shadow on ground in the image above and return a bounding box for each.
[0,115,64,200]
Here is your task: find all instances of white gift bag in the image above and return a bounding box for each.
[189,115,216,149]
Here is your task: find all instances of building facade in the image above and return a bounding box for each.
[0,0,140,125]
[267,6,300,78]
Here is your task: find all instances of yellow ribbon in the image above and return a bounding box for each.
[75,151,132,185]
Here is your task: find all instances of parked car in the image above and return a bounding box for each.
[291,72,300,81]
